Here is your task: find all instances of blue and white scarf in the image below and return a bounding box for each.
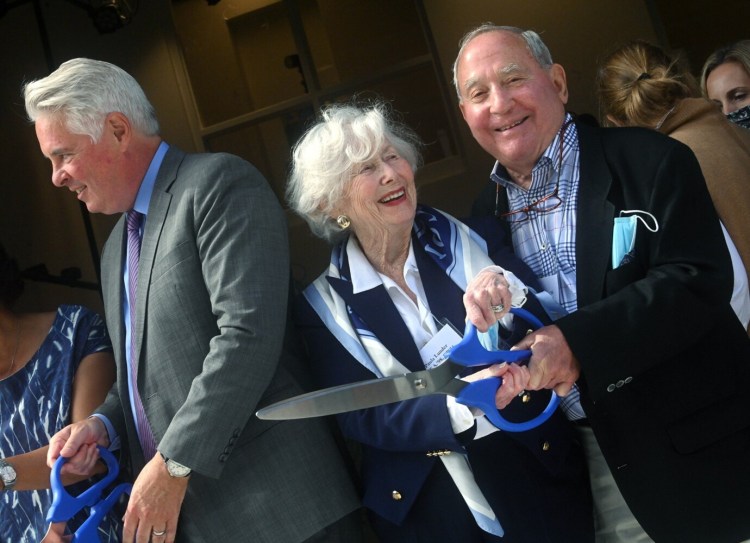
[304,204,506,536]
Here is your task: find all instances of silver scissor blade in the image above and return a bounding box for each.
[256,364,457,420]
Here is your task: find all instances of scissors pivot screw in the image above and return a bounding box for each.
[413,378,426,390]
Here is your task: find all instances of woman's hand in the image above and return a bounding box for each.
[41,522,72,543]
[463,362,530,410]
[463,270,512,332]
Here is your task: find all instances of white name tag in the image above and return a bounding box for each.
[420,322,462,369]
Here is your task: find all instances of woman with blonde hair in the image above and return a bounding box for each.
[701,39,750,128]
[597,40,750,333]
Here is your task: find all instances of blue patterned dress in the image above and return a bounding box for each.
[0,305,122,543]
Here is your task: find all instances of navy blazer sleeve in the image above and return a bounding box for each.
[295,297,465,453]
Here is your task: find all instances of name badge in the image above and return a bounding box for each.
[420,321,462,369]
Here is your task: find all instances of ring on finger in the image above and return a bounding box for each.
[152,528,167,537]
[490,303,504,313]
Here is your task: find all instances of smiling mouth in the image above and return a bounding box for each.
[379,189,405,204]
[496,118,526,132]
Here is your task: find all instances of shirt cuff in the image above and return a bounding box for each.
[446,395,476,434]
[90,414,121,451]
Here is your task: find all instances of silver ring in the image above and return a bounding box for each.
[490,304,504,313]
[152,529,167,537]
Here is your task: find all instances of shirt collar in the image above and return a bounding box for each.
[347,235,417,295]
[132,141,170,215]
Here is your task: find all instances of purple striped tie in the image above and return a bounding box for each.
[126,211,157,460]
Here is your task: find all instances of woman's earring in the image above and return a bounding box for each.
[336,215,351,229]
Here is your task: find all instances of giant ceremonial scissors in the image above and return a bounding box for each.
[257,308,558,432]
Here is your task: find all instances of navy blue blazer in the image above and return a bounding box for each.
[473,122,750,543]
[295,216,593,542]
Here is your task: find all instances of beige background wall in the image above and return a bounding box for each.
[0,0,745,315]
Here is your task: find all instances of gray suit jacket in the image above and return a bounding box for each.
[98,146,359,542]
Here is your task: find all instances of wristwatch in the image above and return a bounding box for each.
[0,459,17,491]
[160,453,191,478]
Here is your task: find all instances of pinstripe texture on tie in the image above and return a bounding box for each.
[127,210,157,459]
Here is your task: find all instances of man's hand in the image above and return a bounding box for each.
[47,418,109,476]
[464,269,512,332]
[122,453,189,543]
[513,324,580,396]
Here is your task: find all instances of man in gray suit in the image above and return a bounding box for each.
[24,58,361,543]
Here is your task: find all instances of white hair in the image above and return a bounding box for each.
[287,102,422,243]
[23,57,159,142]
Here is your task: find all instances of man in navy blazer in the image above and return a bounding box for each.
[25,58,360,542]
[455,24,750,543]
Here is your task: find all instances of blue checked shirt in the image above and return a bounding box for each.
[490,115,586,420]
[491,115,580,314]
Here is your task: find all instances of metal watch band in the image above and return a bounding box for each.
[0,459,17,491]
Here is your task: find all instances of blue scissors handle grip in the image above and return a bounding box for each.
[47,445,132,542]
[450,307,559,432]
[73,482,132,543]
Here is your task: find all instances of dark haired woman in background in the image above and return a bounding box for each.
[0,244,121,542]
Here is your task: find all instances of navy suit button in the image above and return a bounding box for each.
[616,380,625,388]
[607,384,616,392]
[624,376,633,384]
[218,454,227,462]
[392,491,402,501]
[232,428,241,438]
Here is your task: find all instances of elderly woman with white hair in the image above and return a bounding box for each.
[287,102,594,543]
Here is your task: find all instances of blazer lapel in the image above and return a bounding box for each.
[132,148,181,374]
[324,236,471,372]
[104,217,127,365]
[326,276,425,372]
[413,241,466,330]
[575,123,615,307]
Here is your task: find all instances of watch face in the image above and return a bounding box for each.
[166,459,191,477]
[0,464,16,484]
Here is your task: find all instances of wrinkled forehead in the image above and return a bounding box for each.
[458,32,535,81]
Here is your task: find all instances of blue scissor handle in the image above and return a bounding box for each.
[47,445,131,543]
[449,307,559,432]
[47,445,120,523]
[72,482,132,543]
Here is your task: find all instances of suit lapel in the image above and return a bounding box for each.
[104,218,127,365]
[324,237,471,373]
[326,277,425,373]
[413,241,466,330]
[575,123,616,307]
[132,148,181,373]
